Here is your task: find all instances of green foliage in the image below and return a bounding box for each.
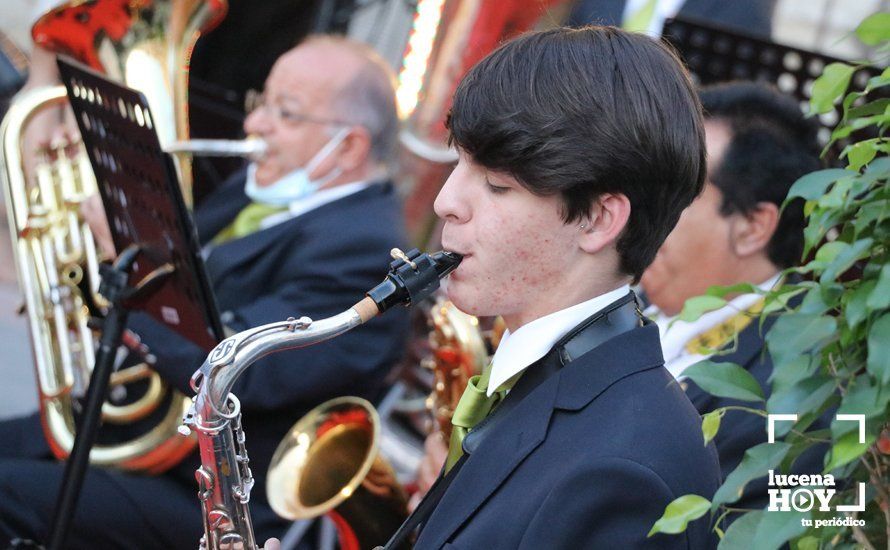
[653,11,890,547]
[683,361,765,402]
[648,494,711,537]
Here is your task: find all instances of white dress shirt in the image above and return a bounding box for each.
[645,273,781,380]
[259,179,371,230]
[486,284,631,397]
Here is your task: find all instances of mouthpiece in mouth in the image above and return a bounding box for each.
[366,249,462,313]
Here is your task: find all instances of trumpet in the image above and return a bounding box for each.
[182,249,461,550]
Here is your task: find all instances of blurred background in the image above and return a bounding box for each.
[0,0,885,421]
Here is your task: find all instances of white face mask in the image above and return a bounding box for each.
[245,127,350,205]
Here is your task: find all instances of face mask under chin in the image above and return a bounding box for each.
[245,127,349,205]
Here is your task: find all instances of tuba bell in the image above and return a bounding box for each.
[0,0,234,473]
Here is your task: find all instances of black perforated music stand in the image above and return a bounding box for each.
[663,15,883,157]
[44,57,223,550]
[58,57,223,349]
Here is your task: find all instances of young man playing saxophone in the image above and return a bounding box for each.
[393,26,722,549]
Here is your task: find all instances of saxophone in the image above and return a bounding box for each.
[181,249,461,550]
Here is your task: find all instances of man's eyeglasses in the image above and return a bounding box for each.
[245,92,347,127]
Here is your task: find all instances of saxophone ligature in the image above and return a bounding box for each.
[182,249,461,550]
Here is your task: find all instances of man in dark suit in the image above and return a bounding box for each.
[640,82,823,513]
[0,35,408,549]
[567,0,776,39]
[393,27,721,549]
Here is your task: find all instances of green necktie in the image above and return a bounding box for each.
[213,202,287,244]
[445,362,522,473]
[623,0,658,33]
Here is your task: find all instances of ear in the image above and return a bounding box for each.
[729,201,779,257]
[578,193,631,255]
[336,125,373,172]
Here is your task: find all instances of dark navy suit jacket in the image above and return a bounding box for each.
[127,171,410,539]
[415,322,721,549]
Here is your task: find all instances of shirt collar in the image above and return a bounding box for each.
[487,284,631,396]
[645,273,782,379]
[259,180,371,229]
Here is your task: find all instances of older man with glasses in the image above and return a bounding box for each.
[0,35,409,549]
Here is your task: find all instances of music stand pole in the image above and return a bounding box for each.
[47,246,172,550]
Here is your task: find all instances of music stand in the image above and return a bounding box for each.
[663,15,883,158]
[45,57,224,550]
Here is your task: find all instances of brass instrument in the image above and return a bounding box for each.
[424,295,505,440]
[424,295,487,440]
[0,0,231,472]
[182,249,460,550]
[267,397,408,550]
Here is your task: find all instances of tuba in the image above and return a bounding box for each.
[0,0,232,472]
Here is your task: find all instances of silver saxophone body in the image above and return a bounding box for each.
[180,250,462,550]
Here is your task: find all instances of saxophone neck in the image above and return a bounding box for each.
[190,309,363,422]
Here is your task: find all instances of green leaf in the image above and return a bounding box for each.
[848,97,890,119]
[833,378,887,438]
[847,280,877,329]
[845,140,878,171]
[714,443,792,510]
[648,494,711,537]
[825,430,876,471]
[766,314,837,367]
[865,155,890,175]
[752,511,810,550]
[810,63,855,115]
[820,238,873,285]
[769,355,820,396]
[867,313,890,383]
[814,240,847,264]
[718,511,762,550]
[856,12,890,45]
[767,377,836,436]
[786,169,848,202]
[867,263,890,310]
[793,536,820,550]
[683,361,765,402]
[678,295,728,322]
[705,282,759,298]
[702,409,724,446]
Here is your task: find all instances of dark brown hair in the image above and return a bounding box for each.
[447,26,707,281]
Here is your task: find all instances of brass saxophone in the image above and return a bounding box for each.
[181,249,461,550]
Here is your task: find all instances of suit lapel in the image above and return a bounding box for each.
[417,324,665,548]
[416,375,559,550]
[203,217,301,283]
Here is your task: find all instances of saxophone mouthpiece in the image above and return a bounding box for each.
[364,249,462,315]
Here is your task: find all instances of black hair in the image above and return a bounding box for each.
[700,81,821,268]
[446,26,707,282]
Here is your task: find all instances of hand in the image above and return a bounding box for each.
[408,432,448,512]
[263,538,281,550]
[21,46,81,180]
[81,193,116,258]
